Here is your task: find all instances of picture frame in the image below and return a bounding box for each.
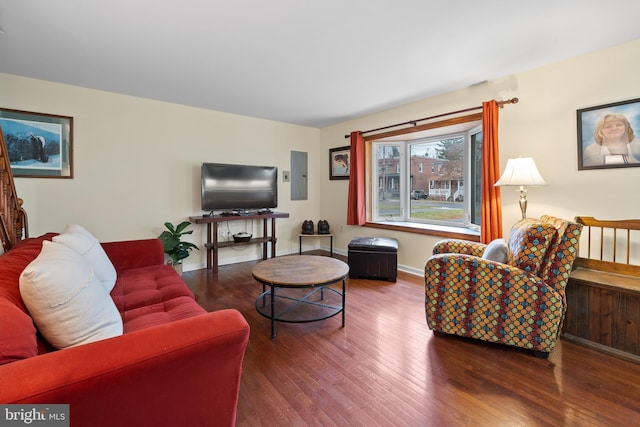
[329,145,350,180]
[0,108,73,178]
[577,98,640,170]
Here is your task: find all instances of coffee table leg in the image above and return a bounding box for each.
[270,284,276,338]
[341,278,346,327]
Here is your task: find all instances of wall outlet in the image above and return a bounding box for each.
[283,171,290,182]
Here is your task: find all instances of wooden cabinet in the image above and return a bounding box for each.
[563,271,640,363]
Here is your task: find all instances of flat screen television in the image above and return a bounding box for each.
[201,163,278,213]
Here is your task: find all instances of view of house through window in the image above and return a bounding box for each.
[371,118,482,229]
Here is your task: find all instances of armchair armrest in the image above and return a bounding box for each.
[425,253,542,289]
[101,238,165,271]
[0,309,250,427]
[432,239,487,257]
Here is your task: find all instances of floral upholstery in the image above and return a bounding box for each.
[424,215,582,356]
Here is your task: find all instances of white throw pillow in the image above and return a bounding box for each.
[19,241,123,349]
[53,224,117,292]
[482,238,509,264]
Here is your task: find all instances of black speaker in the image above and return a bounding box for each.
[301,220,314,235]
[317,220,330,234]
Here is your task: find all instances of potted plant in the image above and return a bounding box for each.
[159,221,199,275]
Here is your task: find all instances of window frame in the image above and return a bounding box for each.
[363,113,483,239]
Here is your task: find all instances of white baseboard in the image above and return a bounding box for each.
[184,245,424,278]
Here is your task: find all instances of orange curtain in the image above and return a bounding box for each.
[481,100,503,243]
[347,131,366,225]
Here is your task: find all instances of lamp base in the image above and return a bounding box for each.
[518,186,528,219]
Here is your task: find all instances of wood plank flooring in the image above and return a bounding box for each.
[182,252,640,427]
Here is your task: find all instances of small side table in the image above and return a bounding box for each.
[299,233,333,257]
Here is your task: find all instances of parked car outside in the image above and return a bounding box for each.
[410,190,427,200]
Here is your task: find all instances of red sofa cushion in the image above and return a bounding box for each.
[110,264,206,333]
[0,234,55,365]
[0,300,37,365]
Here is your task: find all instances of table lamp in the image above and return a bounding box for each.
[494,157,547,219]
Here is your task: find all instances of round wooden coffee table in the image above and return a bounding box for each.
[252,255,349,338]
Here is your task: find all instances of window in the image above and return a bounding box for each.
[371,119,482,230]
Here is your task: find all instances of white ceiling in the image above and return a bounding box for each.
[1,1,640,128]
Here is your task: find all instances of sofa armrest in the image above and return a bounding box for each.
[0,309,250,427]
[101,238,165,271]
[432,239,487,257]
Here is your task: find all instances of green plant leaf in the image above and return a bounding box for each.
[175,221,192,234]
[159,221,198,263]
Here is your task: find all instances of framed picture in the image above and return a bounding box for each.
[329,145,350,180]
[577,98,640,170]
[0,108,73,178]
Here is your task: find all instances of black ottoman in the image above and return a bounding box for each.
[348,237,398,282]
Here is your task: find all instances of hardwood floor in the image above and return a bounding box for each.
[183,252,640,427]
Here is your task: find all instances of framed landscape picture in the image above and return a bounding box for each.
[329,145,350,180]
[0,108,73,178]
[577,98,640,170]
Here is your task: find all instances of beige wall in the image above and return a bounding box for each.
[2,39,639,274]
[320,39,640,275]
[1,74,321,271]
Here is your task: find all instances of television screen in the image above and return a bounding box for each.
[201,163,278,213]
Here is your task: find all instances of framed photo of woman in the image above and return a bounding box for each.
[577,98,640,170]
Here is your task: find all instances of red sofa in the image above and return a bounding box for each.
[0,233,250,427]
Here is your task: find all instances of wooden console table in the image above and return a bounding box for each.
[189,212,289,273]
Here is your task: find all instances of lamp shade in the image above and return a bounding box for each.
[494,157,547,187]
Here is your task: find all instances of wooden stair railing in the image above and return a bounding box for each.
[0,124,28,252]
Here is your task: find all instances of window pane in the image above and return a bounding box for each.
[470,131,483,225]
[375,145,401,218]
[409,138,464,223]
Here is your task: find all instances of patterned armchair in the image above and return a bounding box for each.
[424,215,582,358]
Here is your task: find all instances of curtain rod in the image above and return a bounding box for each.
[344,97,519,138]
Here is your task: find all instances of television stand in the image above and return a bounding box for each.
[189,211,290,273]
